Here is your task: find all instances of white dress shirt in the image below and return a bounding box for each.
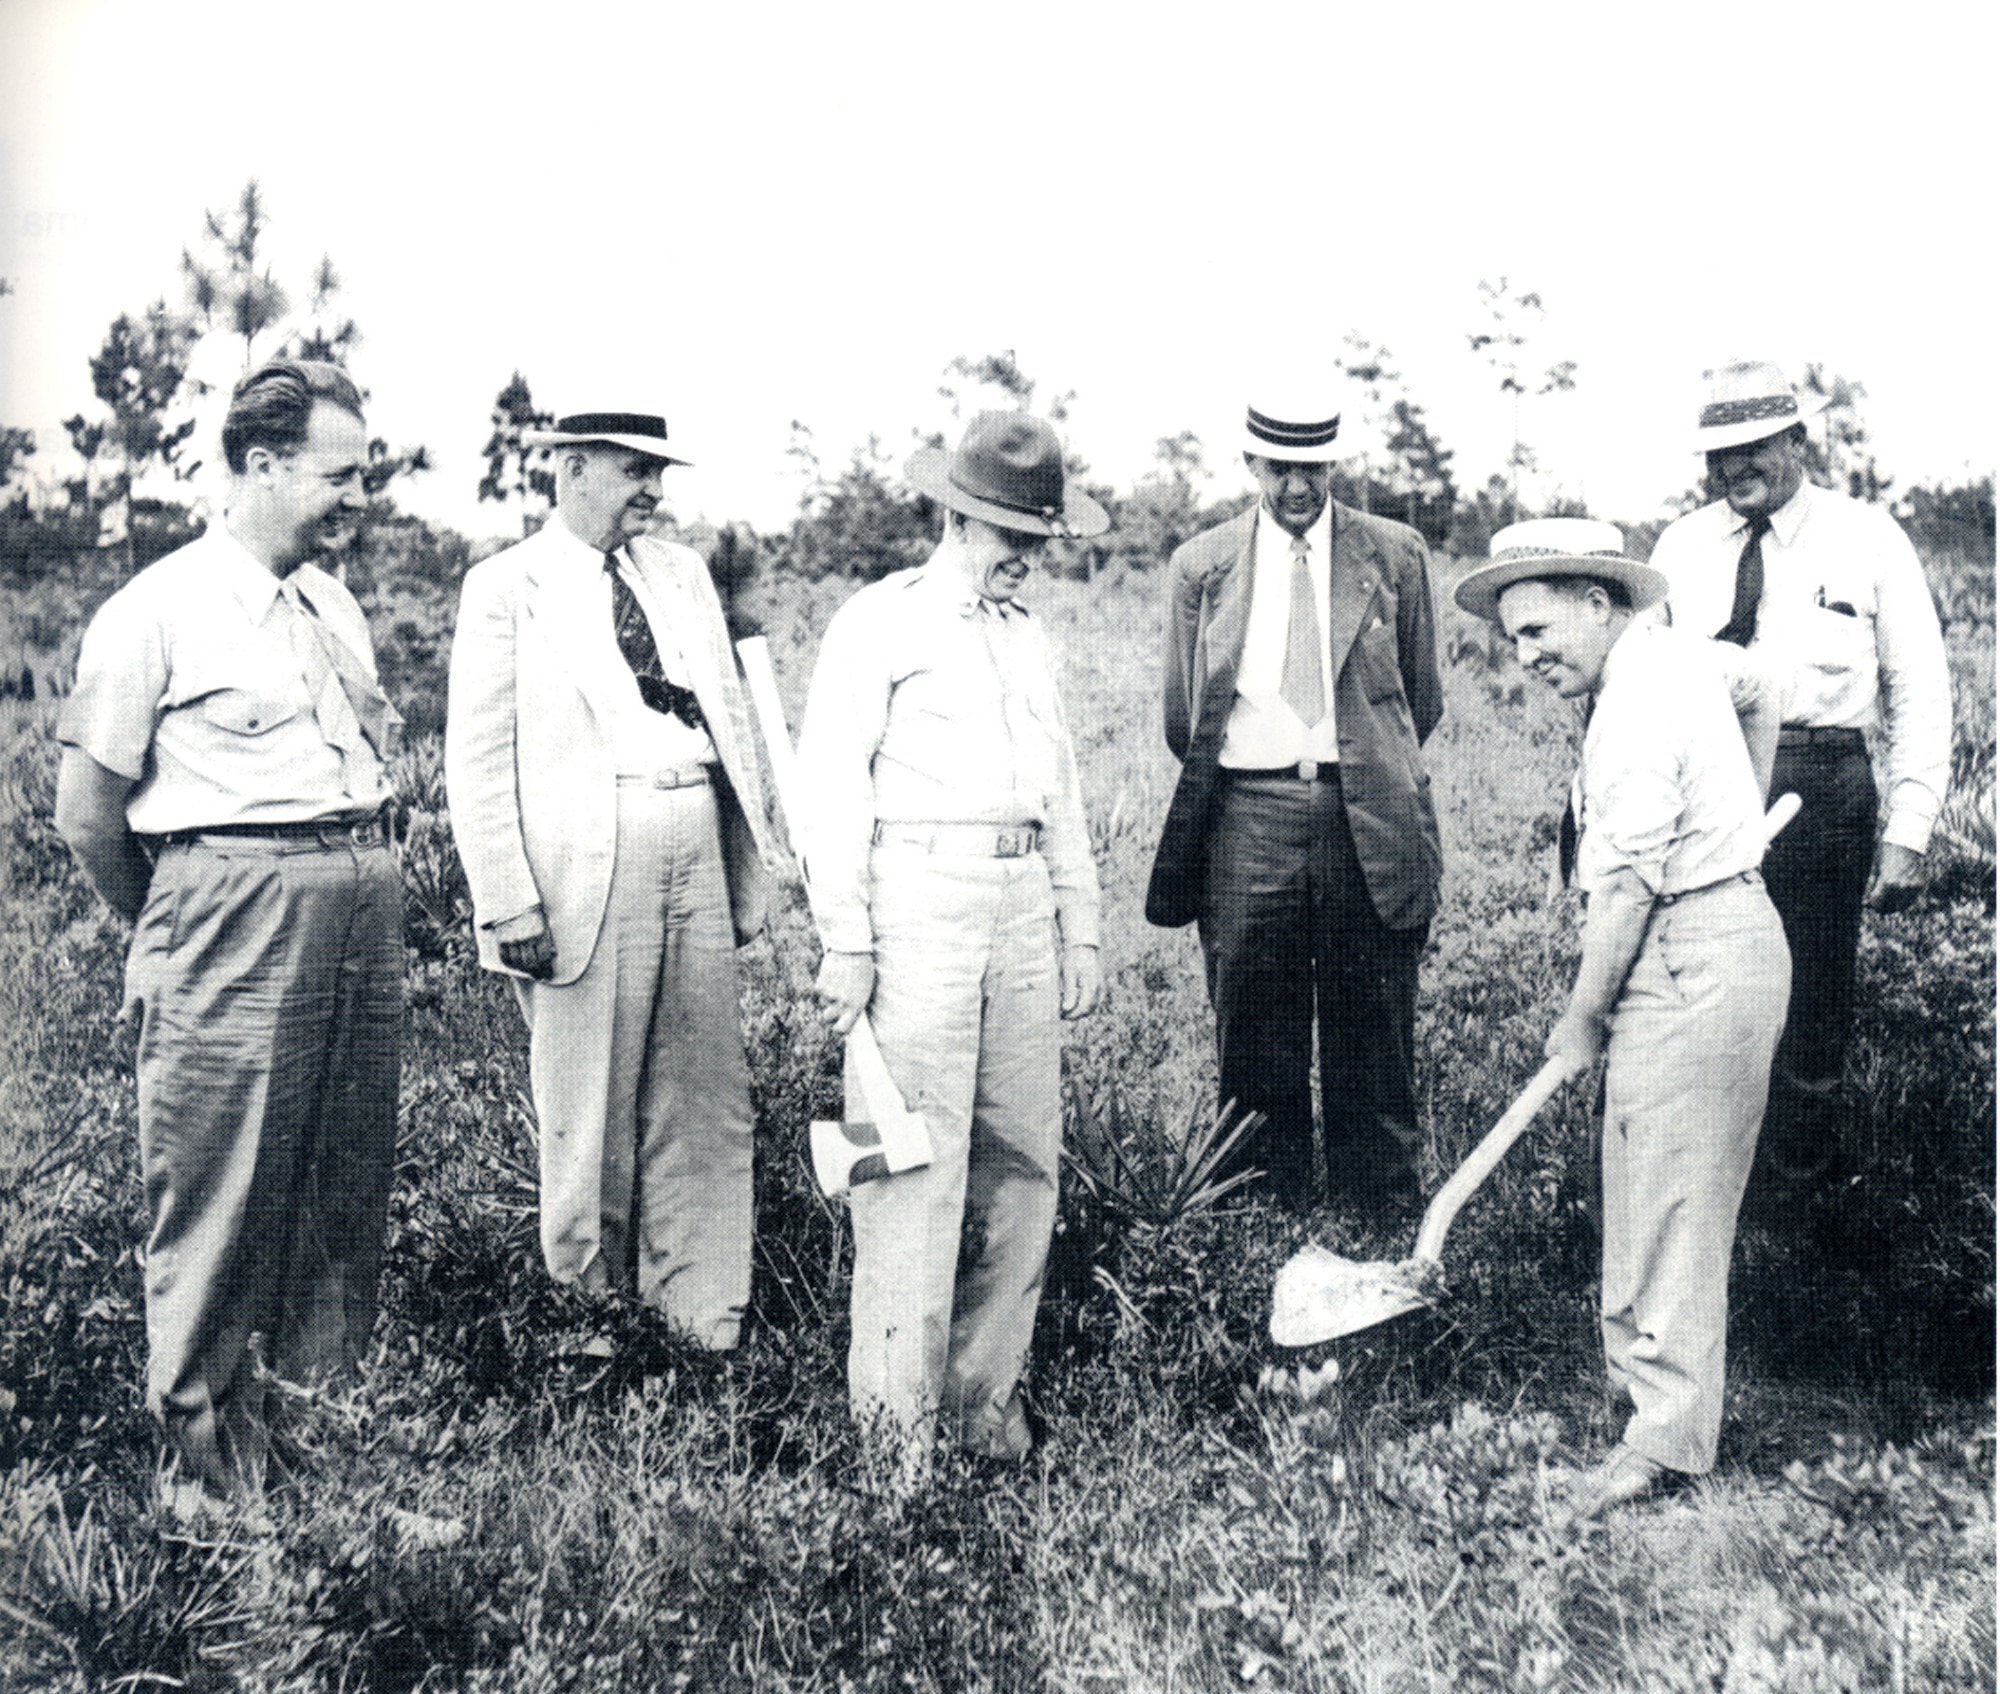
[1648,481,1951,852]
[1575,620,1772,901]
[796,558,1101,956]
[537,520,715,775]
[1219,503,1340,768]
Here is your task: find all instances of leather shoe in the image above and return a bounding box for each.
[1569,1444,1680,1521]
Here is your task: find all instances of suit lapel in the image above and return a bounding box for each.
[522,527,625,727]
[1324,505,1383,675]
[1195,511,1257,741]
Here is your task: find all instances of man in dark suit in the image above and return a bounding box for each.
[1147,384,1443,1214]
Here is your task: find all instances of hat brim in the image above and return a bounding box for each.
[522,429,691,467]
[1453,555,1669,622]
[1693,393,1829,454]
[905,447,1110,539]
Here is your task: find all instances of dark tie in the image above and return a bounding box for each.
[1279,534,1325,725]
[605,552,706,733]
[1557,698,1595,887]
[1715,514,1771,647]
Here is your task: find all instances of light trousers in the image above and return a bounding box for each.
[516,779,753,1350]
[1601,874,1789,1474]
[847,841,1062,1460]
[127,832,402,1495]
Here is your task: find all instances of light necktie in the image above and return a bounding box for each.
[1279,534,1325,726]
[604,552,707,732]
[279,578,389,795]
[1715,513,1772,647]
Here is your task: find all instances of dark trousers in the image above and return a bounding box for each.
[127,834,403,1497]
[1198,770,1425,1212]
[1758,732,1877,1176]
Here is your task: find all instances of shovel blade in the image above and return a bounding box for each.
[1270,1243,1431,1347]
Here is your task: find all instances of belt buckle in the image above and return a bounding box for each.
[998,827,1033,857]
[1297,759,1318,782]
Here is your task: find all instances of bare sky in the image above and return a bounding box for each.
[2,0,1992,543]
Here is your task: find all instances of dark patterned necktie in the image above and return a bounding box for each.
[1715,514,1772,647]
[605,552,706,732]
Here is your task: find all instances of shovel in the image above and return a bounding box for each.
[1271,1056,1575,1346]
[1270,790,1805,1347]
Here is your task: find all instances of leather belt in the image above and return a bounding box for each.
[1778,725,1866,750]
[1656,869,1763,907]
[160,814,388,849]
[1227,760,1341,782]
[616,765,712,789]
[872,821,1042,858]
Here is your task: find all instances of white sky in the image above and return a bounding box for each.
[2,0,1993,544]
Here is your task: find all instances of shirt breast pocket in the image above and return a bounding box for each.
[1799,604,1876,676]
[193,688,303,736]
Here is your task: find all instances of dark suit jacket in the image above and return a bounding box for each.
[1145,503,1444,931]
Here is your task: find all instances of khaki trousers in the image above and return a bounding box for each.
[516,779,753,1350]
[127,833,402,1495]
[1601,874,1789,1474]
[847,841,1062,1461]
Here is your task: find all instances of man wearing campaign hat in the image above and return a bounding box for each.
[1146,383,1443,1216]
[445,408,780,1350]
[797,411,1107,1473]
[1648,362,1951,1191]
[1457,518,1789,1516]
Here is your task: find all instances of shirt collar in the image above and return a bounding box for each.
[1255,498,1333,560]
[210,524,288,622]
[914,554,1027,619]
[542,511,620,574]
[1733,478,1812,547]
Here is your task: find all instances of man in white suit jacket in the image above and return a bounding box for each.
[446,409,778,1350]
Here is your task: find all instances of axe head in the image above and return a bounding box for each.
[811,1119,894,1197]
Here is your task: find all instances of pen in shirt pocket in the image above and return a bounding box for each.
[1814,586,1858,617]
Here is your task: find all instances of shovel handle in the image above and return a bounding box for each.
[1412,1056,1572,1265]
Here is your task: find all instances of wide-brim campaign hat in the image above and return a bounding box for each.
[522,410,692,466]
[905,411,1109,539]
[1694,360,1829,453]
[1240,383,1347,463]
[1453,518,1668,620]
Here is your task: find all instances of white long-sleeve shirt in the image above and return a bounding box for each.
[1648,481,1952,853]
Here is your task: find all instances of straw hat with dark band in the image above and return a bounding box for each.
[1240,385,1346,463]
[1453,518,1668,621]
[905,412,1109,539]
[523,411,691,466]
[1693,361,1828,454]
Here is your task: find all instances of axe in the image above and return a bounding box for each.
[735,636,934,1195]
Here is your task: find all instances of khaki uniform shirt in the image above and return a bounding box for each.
[797,558,1101,956]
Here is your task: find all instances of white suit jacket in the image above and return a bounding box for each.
[444,520,780,984]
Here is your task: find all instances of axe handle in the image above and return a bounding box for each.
[1412,1056,1571,1265]
[736,637,932,1174]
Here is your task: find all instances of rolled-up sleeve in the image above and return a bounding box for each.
[796,595,894,955]
[1025,621,1101,950]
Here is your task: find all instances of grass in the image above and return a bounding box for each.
[0,548,1992,1692]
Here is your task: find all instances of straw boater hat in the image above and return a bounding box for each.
[1240,381,1348,463]
[905,412,1109,539]
[523,409,692,466]
[1453,518,1669,621]
[1693,360,1828,453]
